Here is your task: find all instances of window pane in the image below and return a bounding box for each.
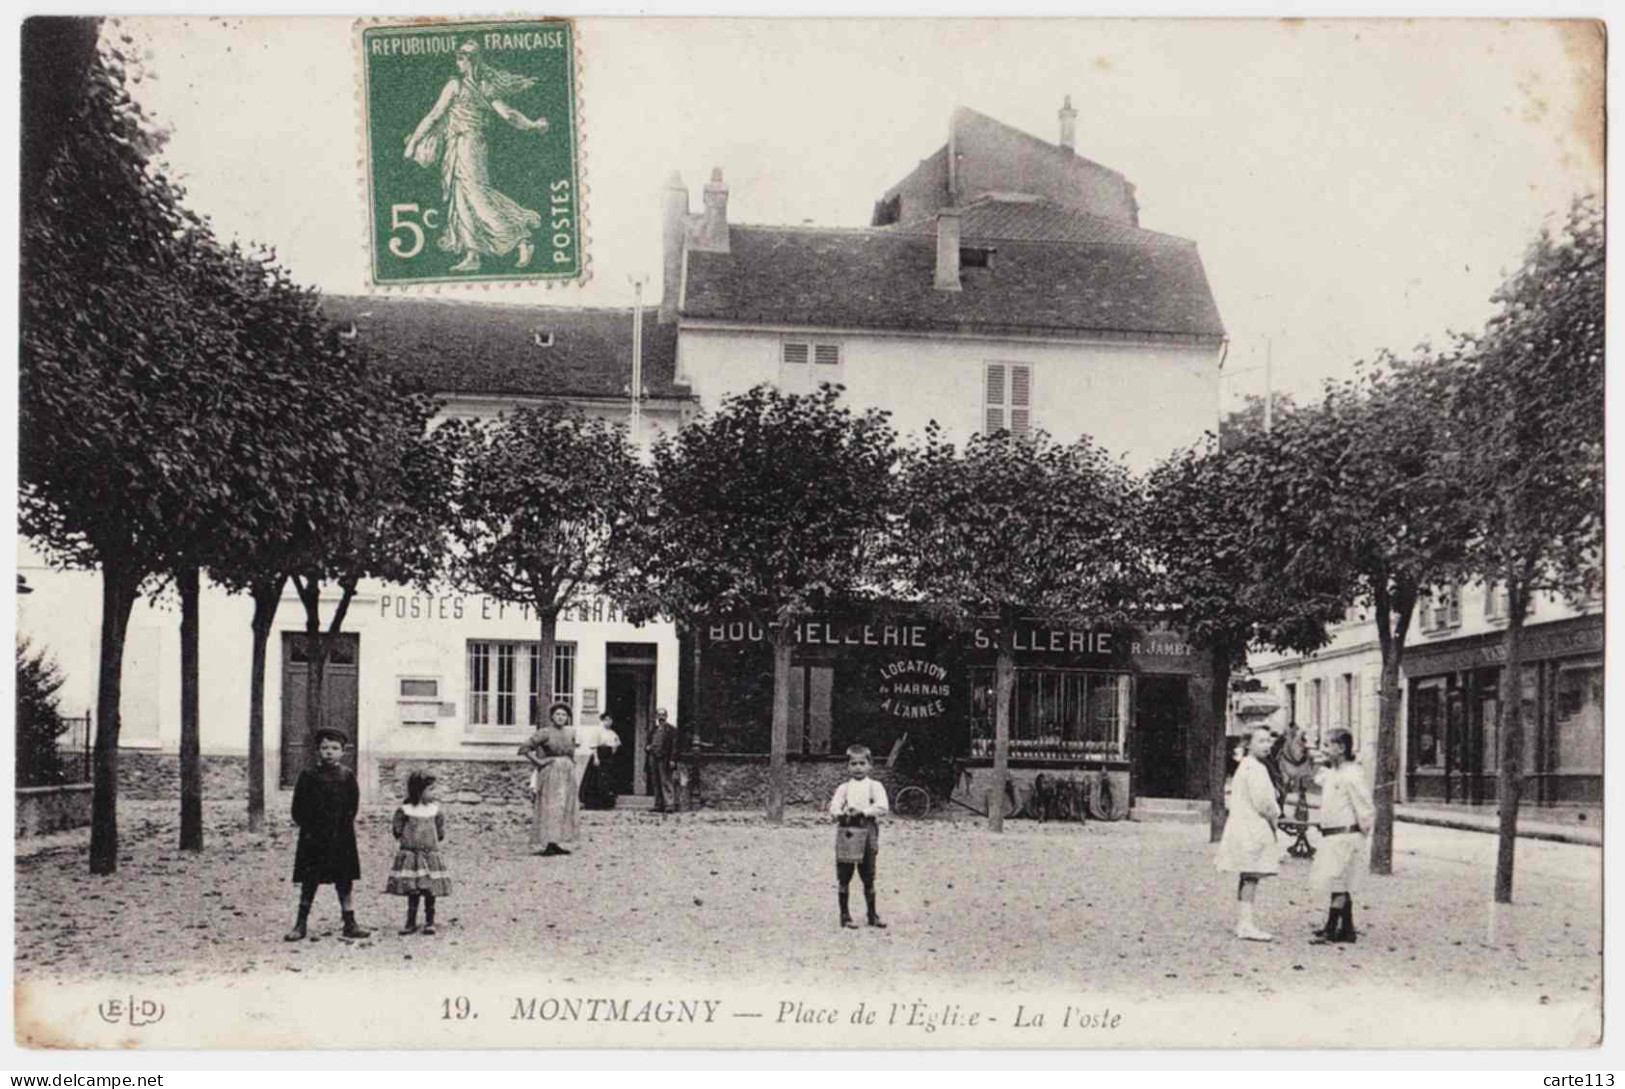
[496,644,516,726]
[1555,663,1603,774]
[1410,683,1443,769]
[468,643,490,727]
[554,643,576,707]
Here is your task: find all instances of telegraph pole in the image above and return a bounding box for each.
[629,275,648,444]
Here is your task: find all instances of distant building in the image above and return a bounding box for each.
[1247,584,1603,806]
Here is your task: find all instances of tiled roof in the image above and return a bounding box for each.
[682,226,1225,341]
[894,195,1192,248]
[320,296,689,400]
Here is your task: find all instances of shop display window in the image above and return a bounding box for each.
[1554,660,1603,774]
[968,667,1129,759]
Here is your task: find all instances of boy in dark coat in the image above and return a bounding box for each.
[284,727,370,941]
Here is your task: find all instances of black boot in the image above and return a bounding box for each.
[865,886,886,928]
[284,902,311,942]
[1310,904,1339,941]
[423,896,437,936]
[1334,900,1357,944]
[839,890,858,929]
[400,894,420,935]
[341,911,371,939]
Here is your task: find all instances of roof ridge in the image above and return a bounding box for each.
[325,294,640,318]
[951,105,1125,181]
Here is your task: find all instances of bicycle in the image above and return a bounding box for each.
[887,732,980,819]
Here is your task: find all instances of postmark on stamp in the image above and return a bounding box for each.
[358,19,582,287]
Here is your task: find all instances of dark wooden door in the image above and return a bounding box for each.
[606,653,656,796]
[279,633,360,787]
[1133,675,1190,799]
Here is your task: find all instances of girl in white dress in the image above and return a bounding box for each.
[1215,726,1282,941]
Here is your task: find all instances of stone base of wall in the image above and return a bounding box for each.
[681,755,897,810]
[118,751,249,801]
[376,758,532,806]
[16,783,95,836]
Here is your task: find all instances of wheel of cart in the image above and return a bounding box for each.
[892,784,932,818]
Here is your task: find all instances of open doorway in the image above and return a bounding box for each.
[604,643,657,797]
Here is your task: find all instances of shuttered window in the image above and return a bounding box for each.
[983,361,1034,436]
[780,340,842,395]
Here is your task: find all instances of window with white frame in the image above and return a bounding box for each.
[1339,673,1356,732]
[1420,585,1461,633]
[467,641,576,731]
[983,361,1034,437]
[780,340,843,395]
[1484,582,1533,621]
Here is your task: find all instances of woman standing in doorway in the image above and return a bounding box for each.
[1215,725,1283,941]
[519,702,578,856]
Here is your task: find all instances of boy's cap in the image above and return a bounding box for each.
[313,727,349,746]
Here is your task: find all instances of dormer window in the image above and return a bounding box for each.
[960,246,994,270]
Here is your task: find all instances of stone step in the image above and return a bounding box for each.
[1130,807,1209,824]
[1133,796,1212,813]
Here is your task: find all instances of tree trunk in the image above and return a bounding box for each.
[178,563,203,851]
[766,623,792,824]
[989,619,1015,834]
[246,574,286,833]
[90,563,141,875]
[1208,643,1232,844]
[535,607,558,711]
[1494,588,1527,904]
[1370,651,1402,875]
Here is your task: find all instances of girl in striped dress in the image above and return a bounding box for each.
[385,771,452,935]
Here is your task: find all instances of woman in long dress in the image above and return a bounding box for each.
[404,40,549,274]
[519,701,578,856]
[1215,725,1283,941]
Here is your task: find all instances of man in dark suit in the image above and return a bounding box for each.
[647,707,678,813]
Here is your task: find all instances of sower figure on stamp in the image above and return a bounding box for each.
[404,40,549,274]
[1308,728,1375,945]
[646,707,678,813]
[285,727,369,941]
[829,744,889,929]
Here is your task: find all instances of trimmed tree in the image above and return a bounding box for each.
[440,402,652,722]
[889,425,1142,833]
[1455,196,1604,905]
[20,42,228,874]
[1142,435,1343,842]
[640,385,898,822]
[1251,356,1475,874]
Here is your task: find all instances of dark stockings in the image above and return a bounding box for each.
[836,855,883,928]
[403,892,438,933]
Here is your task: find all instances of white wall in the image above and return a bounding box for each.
[677,325,1220,471]
[16,544,678,775]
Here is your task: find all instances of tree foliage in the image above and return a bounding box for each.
[639,384,898,820]
[890,425,1141,830]
[1248,353,1476,873]
[1142,435,1342,840]
[16,639,72,789]
[1454,195,1604,904]
[441,402,651,709]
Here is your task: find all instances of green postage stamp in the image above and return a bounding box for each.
[358,19,582,287]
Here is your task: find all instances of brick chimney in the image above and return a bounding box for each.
[660,171,689,323]
[691,167,731,254]
[934,209,962,292]
[1058,95,1077,154]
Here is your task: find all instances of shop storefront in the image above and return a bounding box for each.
[1404,614,1603,806]
[677,609,1216,808]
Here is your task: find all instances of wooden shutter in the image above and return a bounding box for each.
[1446,585,1461,627]
[813,343,840,367]
[1010,363,1033,436]
[984,362,1006,433]
[781,341,810,395]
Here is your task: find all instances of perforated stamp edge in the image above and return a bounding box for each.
[351,14,591,294]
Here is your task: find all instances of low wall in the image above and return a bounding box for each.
[375,757,532,806]
[681,755,897,810]
[680,755,1133,816]
[117,751,248,800]
[16,783,94,836]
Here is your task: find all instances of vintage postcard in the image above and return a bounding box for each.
[12,15,1605,1054]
